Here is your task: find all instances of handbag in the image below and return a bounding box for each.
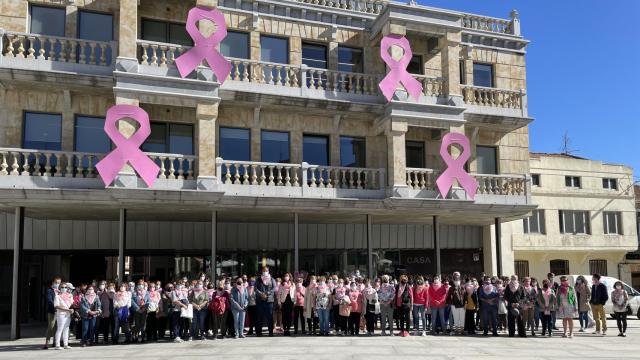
[180,304,193,319]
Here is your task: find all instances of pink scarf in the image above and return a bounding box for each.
[482,284,494,294]
[335,286,346,300]
[465,284,474,295]
[542,288,551,306]
[261,274,272,286]
[85,292,97,305]
[559,284,569,296]
[59,292,72,306]
[508,281,519,292]
[149,290,160,302]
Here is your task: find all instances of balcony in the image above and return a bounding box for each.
[290,0,386,14]
[0,148,197,190]
[1,30,116,78]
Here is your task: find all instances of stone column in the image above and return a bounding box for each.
[290,36,302,65]
[196,102,218,190]
[328,41,339,71]
[60,90,74,151]
[433,215,441,275]
[250,31,261,61]
[441,31,463,105]
[65,4,78,38]
[117,208,127,284]
[251,108,261,162]
[386,121,408,190]
[10,206,24,340]
[211,211,217,284]
[118,0,138,59]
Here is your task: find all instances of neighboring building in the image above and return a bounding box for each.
[0,0,534,333]
[512,153,638,283]
[620,185,640,290]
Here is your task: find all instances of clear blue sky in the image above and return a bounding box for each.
[419,0,640,179]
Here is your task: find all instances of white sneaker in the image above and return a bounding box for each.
[421,331,426,337]
[174,337,183,343]
[54,347,62,350]
[207,330,213,336]
[64,345,71,349]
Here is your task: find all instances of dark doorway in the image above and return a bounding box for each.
[69,254,107,284]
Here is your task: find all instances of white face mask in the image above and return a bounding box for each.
[87,289,95,295]
[616,285,622,290]
[262,272,269,276]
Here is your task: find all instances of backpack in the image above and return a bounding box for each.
[210,294,226,315]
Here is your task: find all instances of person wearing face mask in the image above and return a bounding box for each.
[521,277,537,336]
[246,277,258,336]
[255,267,277,337]
[377,275,395,336]
[230,277,249,338]
[53,283,74,350]
[504,275,526,338]
[131,281,150,343]
[362,279,379,336]
[189,280,209,340]
[211,279,230,339]
[312,276,332,336]
[463,282,478,335]
[332,278,349,335]
[304,275,319,335]
[611,281,628,337]
[80,285,102,346]
[43,276,62,349]
[478,280,498,336]
[590,273,608,335]
[171,281,189,342]
[530,277,541,332]
[277,273,295,336]
[394,274,413,337]
[293,277,306,335]
[146,283,161,342]
[113,283,132,344]
[428,276,447,335]
[97,282,114,344]
[546,272,560,330]
[161,284,174,339]
[537,279,556,337]
[574,275,591,332]
[446,272,465,336]
[347,282,362,336]
[556,275,577,338]
[412,276,428,336]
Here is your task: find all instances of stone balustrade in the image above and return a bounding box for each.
[461,85,523,109]
[413,75,445,98]
[138,39,188,67]
[302,66,380,96]
[3,31,115,66]
[306,164,383,190]
[292,0,386,14]
[0,148,197,180]
[406,167,438,190]
[461,14,513,35]
[473,173,528,196]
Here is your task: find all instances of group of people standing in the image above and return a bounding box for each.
[43,268,630,350]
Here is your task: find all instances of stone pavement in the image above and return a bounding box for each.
[1,319,639,359]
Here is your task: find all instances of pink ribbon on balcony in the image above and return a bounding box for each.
[174,6,231,83]
[95,105,160,188]
[378,34,423,102]
[436,132,478,200]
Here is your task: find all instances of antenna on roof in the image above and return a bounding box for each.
[560,131,578,155]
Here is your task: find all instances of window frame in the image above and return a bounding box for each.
[260,129,291,164]
[550,259,570,276]
[589,259,608,276]
[77,9,114,41]
[301,41,328,69]
[339,135,366,168]
[302,134,330,166]
[559,210,591,235]
[476,145,498,175]
[602,178,618,190]
[531,174,540,187]
[565,176,581,188]
[29,4,66,37]
[603,211,623,235]
[22,111,63,151]
[218,126,251,162]
[260,34,290,64]
[221,30,250,59]
[142,121,194,155]
[472,62,494,88]
[523,209,546,234]
[514,260,530,279]
[140,18,192,46]
[405,140,426,169]
[73,114,112,153]
[337,46,364,73]
[407,54,424,75]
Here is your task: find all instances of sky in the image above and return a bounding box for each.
[417,0,640,180]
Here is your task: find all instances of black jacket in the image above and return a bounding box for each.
[590,283,609,305]
[503,284,525,306]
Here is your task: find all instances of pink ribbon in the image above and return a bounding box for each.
[436,133,478,200]
[379,35,423,102]
[95,105,160,188]
[175,7,231,83]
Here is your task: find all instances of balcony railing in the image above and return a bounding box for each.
[0,148,197,180]
[406,167,438,190]
[406,168,529,197]
[291,0,386,14]
[461,85,524,109]
[461,14,513,35]
[413,75,445,98]
[2,30,116,66]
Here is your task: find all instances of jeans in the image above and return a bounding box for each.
[431,307,446,333]
[293,306,305,332]
[232,310,246,337]
[380,303,394,333]
[578,311,589,329]
[81,317,97,344]
[317,308,330,335]
[481,306,497,335]
[191,308,207,339]
[591,304,607,332]
[348,312,361,335]
[541,313,553,335]
[170,311,182,339]
[615,311,627,333]
[54,312,71,347]
[113,309,131,342]
[412,304,426,332]
[256,301,274,335]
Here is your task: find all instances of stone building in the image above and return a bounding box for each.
[0,0,534,336]
[513,153,638,283]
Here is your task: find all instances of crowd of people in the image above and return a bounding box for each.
[43,268,629,350]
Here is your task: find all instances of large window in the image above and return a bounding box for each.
[514,260,530,279]
[219,127,250,161]
[602,178,618,190]
[30,5,65,36]
[603,212,623,235]
[261,130,290,163]
[303,135,329,166]
[589,259,608,276]
[550,259,569,276]
[523,209,546,234]
[142,123,194,155]
[23,112,62,150]
[407,55,423,75]
[340,136,366,168]
[338,46,363,73]
[406,141,425,168]
[74,116,111,153]
[476,146,497,174]
[559,210,591,235]
[302,42,327,69]
[141,19,192,46]
[221,30,249,59]
[78,11,114,64]
[473,63,493,88]
[565,176,581,188]
[261,35,288,64]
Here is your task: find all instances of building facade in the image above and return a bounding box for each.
[0,0,534,335]
[513,153,638,284]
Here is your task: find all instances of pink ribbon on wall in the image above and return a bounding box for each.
[95,105,160,188]
[436,132,478,200]
[175,6,232,83]
[378,34,423,102]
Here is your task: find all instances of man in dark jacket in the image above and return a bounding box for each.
[547,272,560,330]
[590,273,609,335]
[43,276,61,349]
[504,275,526,337]
[254,266,277,336]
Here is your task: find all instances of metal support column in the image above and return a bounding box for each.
[10,206,24,340]
[294,213,299,274]
[434,215,441,275]
[117,208,127,285]
[495,217,502,277]
[211,211,217,284]
[367,214,374,279]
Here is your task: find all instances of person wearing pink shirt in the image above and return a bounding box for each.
[293,277,306,334]
[412,276,429,336]
[429,276,447,335]
[347,282,363,336]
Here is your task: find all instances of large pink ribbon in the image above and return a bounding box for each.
[175,7,231,83]
[379,35,423,102]
[95,105,160,188]
[436,133,478,200]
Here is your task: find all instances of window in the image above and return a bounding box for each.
[340,136,366,168]
[338,46,363,73]
[589,259,608,276]
[523,209,546,234]
[550,259,569,276]
[142,123,194,155]
[559,210,591,234]
[407,55,423,75]
[260,35,288,64]
[531,174,540,186]
[514,260,530,279]
[603,212,623,235]
[74,116,111,153]
[30,5,65,36]
[473,63,493,88]
[78,11,114,65]
[476,146,497,175]
[603,178,618,190]
[406,141,425,168]
[302,43,327,69]
[141,19,192,46]
[303,135,329,166]
[565,176,581,188]
[23,112,62,150]
[221,31,249,59]
[219,127,250,161]
[261,131,290,163]
[459,60,466,84]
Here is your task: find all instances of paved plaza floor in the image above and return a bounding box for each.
[1,319,639,359]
